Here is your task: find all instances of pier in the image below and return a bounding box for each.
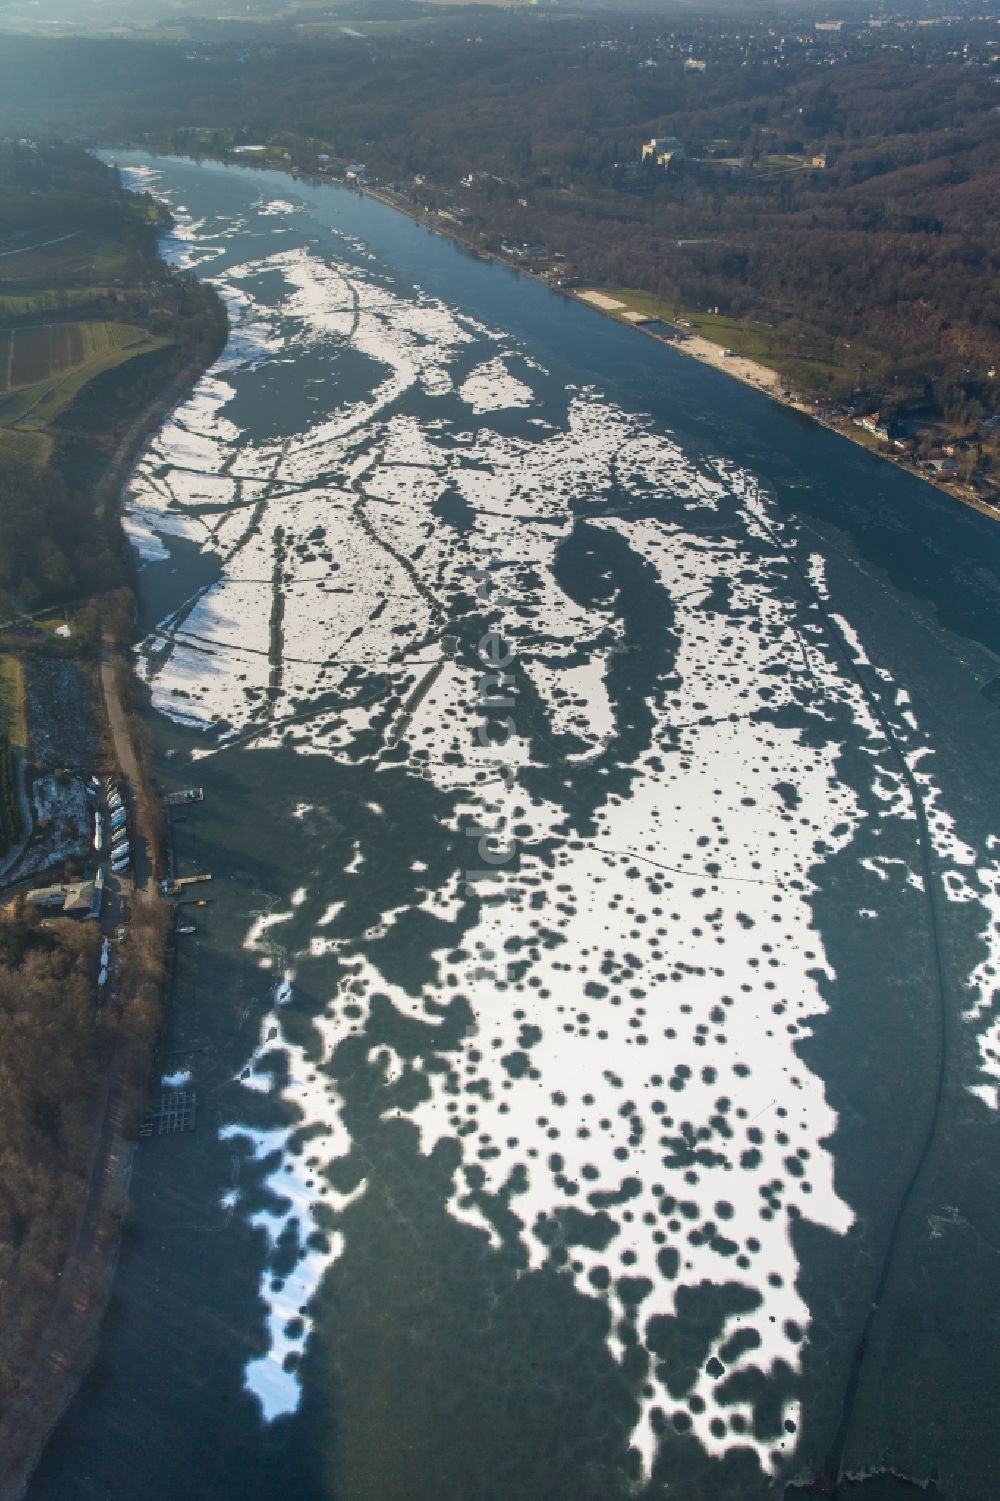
[159,873,212,897]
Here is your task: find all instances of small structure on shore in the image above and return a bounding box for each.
[27,872,103,919]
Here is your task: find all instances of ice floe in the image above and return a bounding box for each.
[122,161,1000,1483]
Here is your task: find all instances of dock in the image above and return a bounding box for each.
[159,873,212,897]
[140,1089,197,1137]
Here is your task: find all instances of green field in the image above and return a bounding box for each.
[608,290,788,366]
[607,288,869,396]
[0,319,152,393]
[35,613,74,639]
[0,286,114,317]
[0,427,52,469]
[0,654,26,747]
[760,153,810,171]
[0,234,124,287]
[0,319,169,431]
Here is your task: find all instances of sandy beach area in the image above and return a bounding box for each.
[574,290,812,411]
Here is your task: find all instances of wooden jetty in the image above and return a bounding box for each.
[159,873,212,897]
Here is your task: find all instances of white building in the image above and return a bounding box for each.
[641,137,686,167]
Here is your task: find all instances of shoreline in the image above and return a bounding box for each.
[568,288,1000,524]
[0,346,226,1501]
[116,147,997,525]
[359,180,997,525]
[102,141,1000,524]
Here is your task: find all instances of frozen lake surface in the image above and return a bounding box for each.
[28,155,1000,1501]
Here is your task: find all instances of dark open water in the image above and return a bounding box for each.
[26,156,1000,1501]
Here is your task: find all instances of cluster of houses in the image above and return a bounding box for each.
[844,409,987,483]
[606,12,1000,76]
[638,136,828,173]
[500,239,547,260]
[641,136,686,168]
[854,411,891,440]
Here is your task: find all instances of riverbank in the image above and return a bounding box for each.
[567,288,999,524]
[576,290,811,408]
[121,145,995,525]
[357,180,998,525]
[0,157,228,1499]
[32,150,1000,1501]
[0,402,218,1501]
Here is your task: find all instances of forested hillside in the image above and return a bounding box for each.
[0,907,106,1403]
[0,9,996,477]
[0,147,224,1454]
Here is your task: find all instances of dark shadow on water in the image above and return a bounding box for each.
[785,1479,946,1500]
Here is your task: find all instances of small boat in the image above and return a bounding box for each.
[112,843,130,861]
[110,814,127,831]
[177,925,196,935]
[112,860,129,874]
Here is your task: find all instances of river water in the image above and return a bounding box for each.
[27,156,1000,1501]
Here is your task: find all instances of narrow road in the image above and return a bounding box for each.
[0,230,81,259]
[99,632,155,898]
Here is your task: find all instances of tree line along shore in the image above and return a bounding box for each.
[0,5,995,504]
[0,140,226,1496]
